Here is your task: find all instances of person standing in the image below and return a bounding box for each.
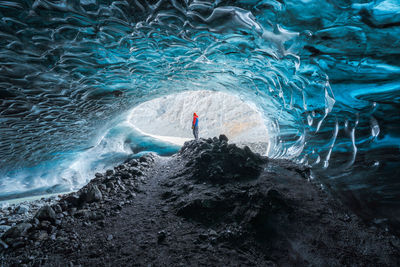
[192,113,199,140]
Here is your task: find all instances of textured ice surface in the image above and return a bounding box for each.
[0,0,399,230]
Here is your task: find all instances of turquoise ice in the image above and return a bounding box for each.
[0,0,399,229]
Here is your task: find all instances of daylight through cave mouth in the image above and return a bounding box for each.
[127,90,271,155]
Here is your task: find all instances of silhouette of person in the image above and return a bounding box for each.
[192,113,199,140]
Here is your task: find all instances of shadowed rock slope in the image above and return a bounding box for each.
[1,136,399,266]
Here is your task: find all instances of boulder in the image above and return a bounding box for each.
[119,172,132,180]
[38,220,51,230]
[0,225,11,232]
[64,194,81,207]
[55,205,63,214]
[98,184,107,191]
[35,205,57,223]
[15,204,29,214]
[106,169,114,176]
[106,182,115,190]
[219,134,228,142]
[2,223,32,239]
[129,167,143,176]
[85,185,102,203]
[139,154,154,163]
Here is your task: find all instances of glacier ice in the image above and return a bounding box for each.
[0,0,399,231]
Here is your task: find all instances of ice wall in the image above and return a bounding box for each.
[0,0,399,230]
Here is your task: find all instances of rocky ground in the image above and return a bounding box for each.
[0,197,60,239]
[0,135,399,266]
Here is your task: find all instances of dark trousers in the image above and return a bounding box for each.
[193,126,199,140]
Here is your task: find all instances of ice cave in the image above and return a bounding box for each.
[0,0,399,265]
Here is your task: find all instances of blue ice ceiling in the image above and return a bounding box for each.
[0,0,399,231]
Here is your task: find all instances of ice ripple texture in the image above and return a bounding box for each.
[0,1,399,231]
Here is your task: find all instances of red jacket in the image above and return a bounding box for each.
[192,113,199,127]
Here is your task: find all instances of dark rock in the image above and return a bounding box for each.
[114,204,123,211]
[89,212,104,221]
[141,162,149,168]
[219,134,228,142]
[85,185,103,203]
[127,191,136,199]
[35,206,57,223]
[31,218,40,227]
[15,205,29,214]
[11,239,26,249]
[70,208,77,215]
[130,167,143,176]
[157,230,166,243]
[38,220,51,230]
[32,231,48,241]
[118,184,126,192]
[161,191,175,200]
[74,209,90,219]
[177,198,231,225]
[119,172,132,180]
[128,159,138,166]
[180,138,266,184]
[198,233,208,240]
[208,229,217,236]
[200,152,212,162]
[49,225,57,234]
[107,234,113,241]
[59,201,68,211]
[64,194,82,207]
[2,223,32,239]
[138,154,154,164]
[98,184,107,191]
[0,239,9,249]
[176,182,292,241]
[106,169,114,176]
[0,225,11,232]
[53,204,62,214]
[106,182,115,190]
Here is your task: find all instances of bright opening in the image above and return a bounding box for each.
[127,90,270,155]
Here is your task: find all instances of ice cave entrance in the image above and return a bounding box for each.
[127,90,270,155]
